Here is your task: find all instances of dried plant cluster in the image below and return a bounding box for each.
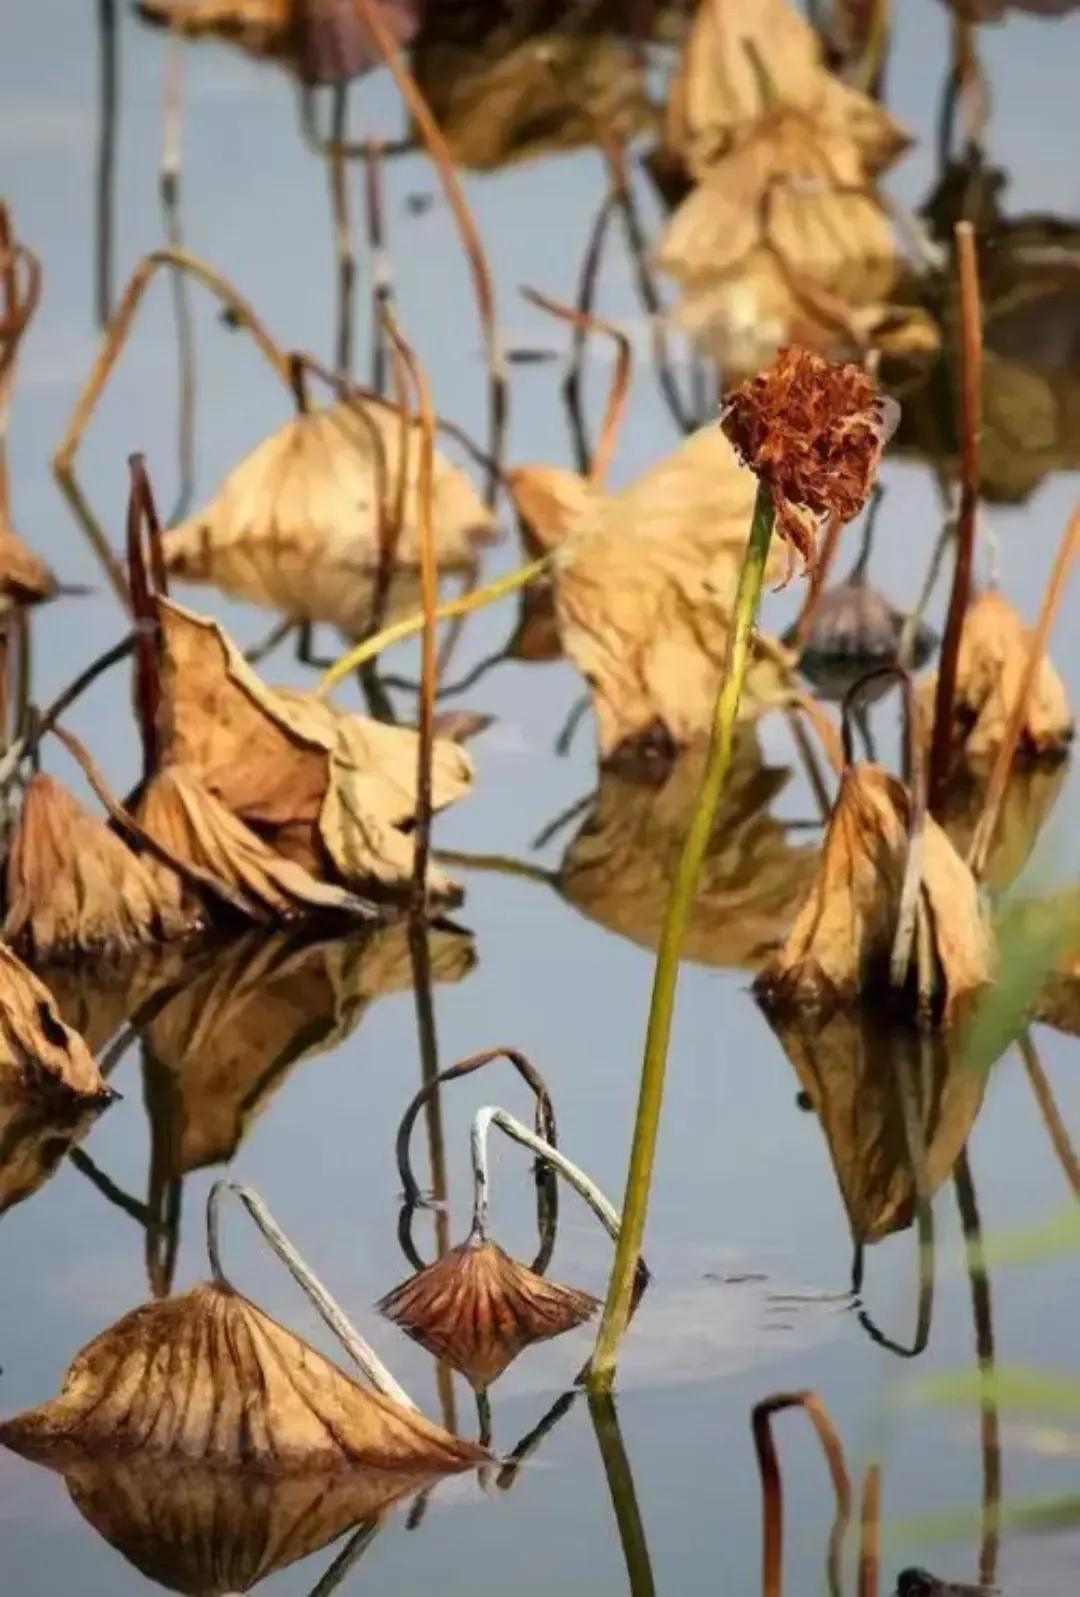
[137,0,420,81]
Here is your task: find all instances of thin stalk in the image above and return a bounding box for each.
[306,1522,381,1597]
[564,188,618,476]
[899,515,953,669]
[968,509,1079,880]
[319,554,553,693]
[954,1150,1000,1590]
[929,222,982,816]
[1020,1031,1080,1199]
[521,285,632,486]
[126,454,160,781]
[207,1178,417,1411]
[588,1390,657,1597]
[160,26,195,519]
[857,1464,882,1597]
[792,515,843,653]
[590,482,776,1391]
[95,0,118,328]
[751,1391,852,1597]
[364,137,390,395]
[327,85,355,376]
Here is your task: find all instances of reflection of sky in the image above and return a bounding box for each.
[1,2,1079,1593]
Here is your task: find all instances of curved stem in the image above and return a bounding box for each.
[206,1178,416,1410]
[590,482,775,1391]
[752,1390,852,1597]
[521,285,631,486]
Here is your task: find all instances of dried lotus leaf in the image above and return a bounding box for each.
[771,1010,987,1243]
[664,0,909,180]
[379,1239,597,1389]
[920,590,1073,763]
[0,1280,487,1472]
[137,0,419,79]
[559,731,819,969]
[136,766,373,925]
[0,526,55,610]
[0,1090,104,1217]
[936,759,1068,893]
[4,773,193,962]
[0,944,108,1104]
[54,1455,434,1596]
[509,465,608,552]
[162,401,495,620]
[755,765,993,1022]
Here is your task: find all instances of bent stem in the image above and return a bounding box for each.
[521,285,632,486]
[751,1390,852,1597]
[207,1179,416,1411]
[319,553,553,694]
[590,481,776,1392]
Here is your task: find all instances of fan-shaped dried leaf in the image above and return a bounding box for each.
[379,1239,597,1388]
[664,0,910,179]
[770,1009,987,1242]
[755,765,993,1022]
[919,590,1073,762]
[0,1281,487,1472]
[4,773,194,962]
[155,600,470,900]
[137,0,419,79]
[163,401,494,632]
[0,1091,104,1218]
[659,115,903,372]
[51,1455,433,1596]
[560,730,818,968]
[0,944,108,1104]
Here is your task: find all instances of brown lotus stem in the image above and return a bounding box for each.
[1020,1031,1080,1200]
[954,1150,1000,1590]
[0,215,42,418]
[751,1391,852,1597]
[380,307,437,913]
[857,1463,881,1597]
[968,508,1079,880]
[564,188,619,475]
[345,0,506,491]
[784,705,833,821]
[521,286,632,487]
[792,515,844,652]
[160,25,195,515]
[364,137,391,395]
[54,248,291,473]
[326,84,356,377]
[30,631,138,750]
[929,222,982,815]
[95,0,119,327]
[207,1179,417,1410]
[126,455,161,780]
[307,1522,382,1597]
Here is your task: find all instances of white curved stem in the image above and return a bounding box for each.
[470,1107,623,1249]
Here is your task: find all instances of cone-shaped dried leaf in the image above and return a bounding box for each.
[0,944,108,1104]
[143,920,473,1173]
[770,1009,987,1242]
[51,1455,432,1596]
[163,401,495,631]
[379,1239,597,1389]
[755,765,993,1022]
[0,1281,487,1472]
[920,590,1073,762]
[664,0,910,180]
[3,773,194,962]
[0,1090,104,1218]
[137,766,372,925]
[155,600,470,900]
[560,731,818,969]
[659,116,904,372]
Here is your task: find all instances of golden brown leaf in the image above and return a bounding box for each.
[664,0,910,180]
[0,1090,104,1218]
[0,526,55,611]
[137,0,418,78]
[0,944,108,1104]
[3,773,194,962]
[770,1009,987,1242]
[755,764,993,1022]
[0,1281,487,1472]
[919,589,1073,763]
[162,400,495,631]
[379,1239,597,1388]
[936,760,1068,894]
[559,730,819,969]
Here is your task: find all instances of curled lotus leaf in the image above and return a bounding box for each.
[0,944,108,1105]
[0,1280,488,1473]
[0,1091,104,1218]
[379,1238,597,1389]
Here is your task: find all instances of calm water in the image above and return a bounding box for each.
[2,2,1080,1593]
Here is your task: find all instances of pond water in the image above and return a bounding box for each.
[1,2,1080,1593]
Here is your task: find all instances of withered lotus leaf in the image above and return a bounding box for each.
[755,765,993,1021]
[136,766,371,924]
[0,944,108,1104]
[0,1281,487,1472]
[379,1239,597,1389]
[4,773,193,961]
[937,760,1068,894]
[0,1092,104,1217]
[137,0,419,79]
[770,1009,987,1242]
[664,0,910,180]
[162,401,495,628]
[0,525,55,611]
[920,590,1073,762]
[156,600,470,899]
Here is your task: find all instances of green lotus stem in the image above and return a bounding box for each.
[318,552,553,694]
[589,480,776,1393]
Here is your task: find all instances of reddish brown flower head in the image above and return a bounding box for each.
[721,347,894,570]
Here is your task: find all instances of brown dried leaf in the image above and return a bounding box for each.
[665,0,910,180]
[0,1091,104,1218]
[137,0,419,78]
[560,730,819,969]
[937,760,1068,894]
[755,764,993,1022]
[0,527,55,611]
[0,1280,487,1472]
[920,589,1073,762]
[0,944,108,1104]
[770,1009,987,1242]
[162,401,495,631]
[379,1239,597,1389]
[4,773,194,962]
